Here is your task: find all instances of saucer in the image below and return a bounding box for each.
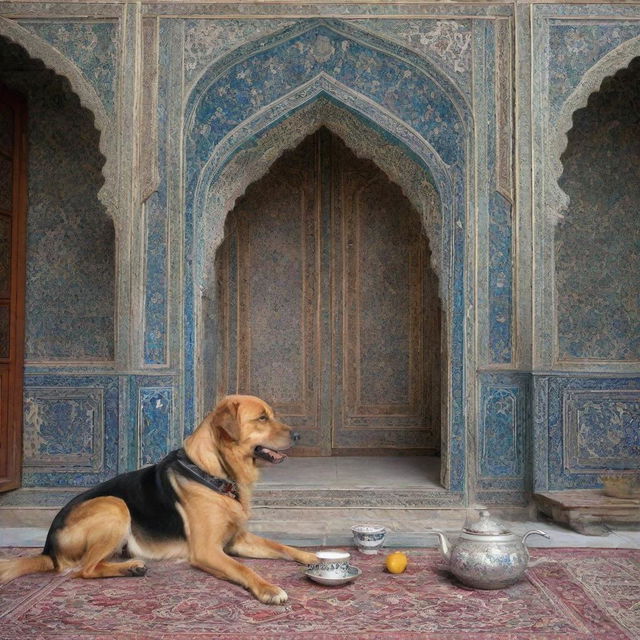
[305,565,362,586]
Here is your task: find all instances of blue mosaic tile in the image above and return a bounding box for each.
[139,386,173,467]
[535,376,640,490]
[489,193,513,364]
[478,373,531,492]
[127,376,177,471]
[548,21,640,114]
[17,20,118,115]
[22,376,119,487]
[143,190,168,365]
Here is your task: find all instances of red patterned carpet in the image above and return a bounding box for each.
[1,548,639,639]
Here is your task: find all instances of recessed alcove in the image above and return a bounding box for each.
[556,57,640,362]
[0,35,115,363]
[211,127,446,501]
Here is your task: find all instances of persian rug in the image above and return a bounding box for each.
[1,548,639,639]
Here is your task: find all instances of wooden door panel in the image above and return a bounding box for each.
[0,85,26,491]
[216,129,440,456]
[217,135,324,454]
[0,367,10,482]
[331,135,437,452]
[0,215,11,299]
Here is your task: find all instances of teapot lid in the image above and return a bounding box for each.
[463,510,510,536]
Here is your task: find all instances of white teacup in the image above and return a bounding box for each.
[352,524,387,554]
[309,550,352,578]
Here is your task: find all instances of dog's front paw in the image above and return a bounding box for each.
[298,551,319,565]
[255,583,288,605]
[125,564,148,577]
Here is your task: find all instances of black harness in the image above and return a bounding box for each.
[170,448,240,501]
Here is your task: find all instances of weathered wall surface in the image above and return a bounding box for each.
[0,37,114,362]
[557,59,640,362]
[0,1,636,502]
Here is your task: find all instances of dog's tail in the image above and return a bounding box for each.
[0,553,55,583]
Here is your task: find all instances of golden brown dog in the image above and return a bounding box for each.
[0,395,318,604]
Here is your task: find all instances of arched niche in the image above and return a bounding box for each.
[537,35,640,369]
[0,34,115,361]
[184,18,471,491]
[556,57,640,362]
[191,97,460,489]
[0,18,118,227]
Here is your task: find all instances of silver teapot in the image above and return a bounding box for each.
[432,510,549,590]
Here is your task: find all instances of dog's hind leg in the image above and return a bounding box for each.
[56,497,147,579]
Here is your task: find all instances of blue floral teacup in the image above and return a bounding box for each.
[308,550,352,578]
[351,524,387,554]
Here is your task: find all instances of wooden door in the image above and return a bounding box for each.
[0,85,27,491]
[216,129,440,456]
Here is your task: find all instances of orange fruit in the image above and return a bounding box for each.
[385,551,408,574]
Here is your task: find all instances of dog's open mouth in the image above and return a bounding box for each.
[253,446,287,464]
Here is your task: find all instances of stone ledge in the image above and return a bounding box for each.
[0,486,465,509]
[534,490,640,536]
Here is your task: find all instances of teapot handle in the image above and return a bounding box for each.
[522,529,550,545]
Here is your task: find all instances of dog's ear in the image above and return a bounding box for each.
[212,398,241,442]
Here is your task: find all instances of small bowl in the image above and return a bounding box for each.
[351,524,386,554]
[308,550,352,578]
[600,473,640,499]
[305,565,361,586]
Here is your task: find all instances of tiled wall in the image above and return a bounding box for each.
[0,2,638,501]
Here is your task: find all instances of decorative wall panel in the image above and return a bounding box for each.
[138,386,173,467]
[23,387,104,472]
[478,373,530,494]
[489,193,513,365]
[22,376,119,487]
[564,390,640,472]
[128,376,176,471]
[533,375,640,491]
[143,190,168,365]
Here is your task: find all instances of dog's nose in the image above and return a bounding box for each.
[292,431,301,443]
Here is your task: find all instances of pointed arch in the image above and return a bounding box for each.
[183,17,471,493]
[0,17,119,228]
[193,78,453,301]
[548,35,640,224]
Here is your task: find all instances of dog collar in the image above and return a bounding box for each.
[172,448,240,501]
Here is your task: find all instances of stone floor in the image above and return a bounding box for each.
[1,456,639,549]
[260,455,443,489]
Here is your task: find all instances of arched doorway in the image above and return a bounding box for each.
[215,128,441,457]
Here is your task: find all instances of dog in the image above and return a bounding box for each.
[0,395,318,604]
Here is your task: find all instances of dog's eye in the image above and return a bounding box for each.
[258,415,268,422]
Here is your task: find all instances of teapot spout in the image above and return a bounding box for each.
[431,530,451,561]
[522,529,550,545]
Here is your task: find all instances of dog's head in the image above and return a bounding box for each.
[210,395,295,465]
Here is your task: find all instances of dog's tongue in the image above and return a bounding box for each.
[254,446,287,464]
